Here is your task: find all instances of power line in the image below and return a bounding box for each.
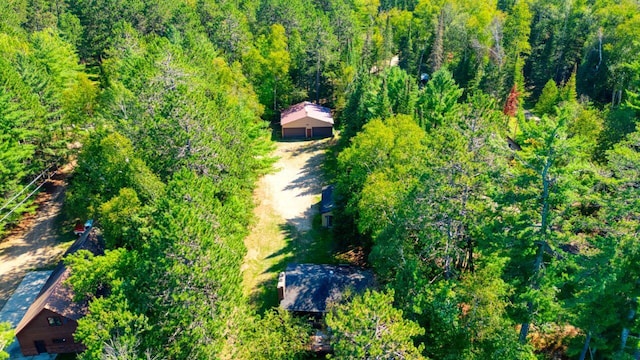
[0,163,57,214]
[0,163,59,225]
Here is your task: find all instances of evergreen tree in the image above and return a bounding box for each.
[501,107,597,344]
[416,68,463,130]
[534,79,560,116]
[326,290,426,360]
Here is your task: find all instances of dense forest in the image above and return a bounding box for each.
[0,0,639,359]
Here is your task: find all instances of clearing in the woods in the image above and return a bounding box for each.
[242,138,340,311]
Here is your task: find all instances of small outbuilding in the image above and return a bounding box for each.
[320,185,334,228]
[280,102,333,139]
[278,264,374,315]
[15,227,103,356]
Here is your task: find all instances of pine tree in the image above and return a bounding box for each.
[534,79,560,116]
[501,107,596,344]
[326,290,426,360]
[416,68,463,130]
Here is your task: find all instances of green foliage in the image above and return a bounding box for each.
[339,72,384,139]
[534,79,559,116]
[595,105,637,162]
[0,28,94,232]
[66,131,164,219]
[416,68,463,130]
[526,0,593,99]
[3,0,640,358]
[99,188,146,249]
[76,292,150,360]
[326,290,426,360]
[371,90,506,282]
[0,0,27,34]
[336,115,427,238]
[563,130,640,358]
[242,23,295,119]
[235,309,312,360]
[385,66,419,115]
[504,106,601,343]
[457,260,537,359]
[0,322,12,360]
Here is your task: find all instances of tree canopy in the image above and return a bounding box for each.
[1,0,639,358]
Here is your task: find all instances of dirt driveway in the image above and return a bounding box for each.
[0,168,72,310]
[262,139,330,231]
[242,138,333,304]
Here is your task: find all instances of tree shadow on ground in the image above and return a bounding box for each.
[249,208,339,315]
[283,153,325,198]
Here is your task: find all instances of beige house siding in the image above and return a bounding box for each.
[281,102,333,139]
[282,116,333,131]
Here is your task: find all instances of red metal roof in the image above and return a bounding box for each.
[15,229,103,334]
[281,101,333,126]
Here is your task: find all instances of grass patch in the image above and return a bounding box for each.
[242,206,291,305]
[243,204,340,314]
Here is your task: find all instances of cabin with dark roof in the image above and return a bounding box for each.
[278,264,374,315]
[280,102,333,139]
[15,227,103,356]
[320,185,334,228]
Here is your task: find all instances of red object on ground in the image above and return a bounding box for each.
[73,223,84,236]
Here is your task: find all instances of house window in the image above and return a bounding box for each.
[47,317,62,326]
[326,215,333,228]
[52,338,67,344]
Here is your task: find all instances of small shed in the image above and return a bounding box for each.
[320,185,334,228]
[278,264,374,315]
[281,102,333,139]
[15,228,103,356]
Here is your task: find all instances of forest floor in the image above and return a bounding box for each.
[242,137,338,312]
[0,164,76,310]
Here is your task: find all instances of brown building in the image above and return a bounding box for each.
[280,101,333,139]
[15,228,102,356]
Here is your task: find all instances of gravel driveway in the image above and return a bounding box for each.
[0,167,71,310]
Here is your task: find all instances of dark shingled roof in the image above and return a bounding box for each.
[15,228,104,334]
[320,185,334,214]
[279,264,374,313]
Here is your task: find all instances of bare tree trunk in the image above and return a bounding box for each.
[520,155,553,344]
[579,331,591,360]
[620,309,635,356]
[429,8,445,72]
[273,75,277,112]
[315,56,321,104]
[444,217,452,280]
[519,243,544,343]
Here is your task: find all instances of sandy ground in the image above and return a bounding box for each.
[261,139,330,231]
[242,138,332,299]
[0,166,72,310]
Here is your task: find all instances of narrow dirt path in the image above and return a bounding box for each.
[0,165,74,310]
[242,138,334,308]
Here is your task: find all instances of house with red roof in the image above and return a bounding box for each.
[14,228,102,356]
[280,101,333,139]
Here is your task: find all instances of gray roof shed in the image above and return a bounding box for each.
[279,264,374,314]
